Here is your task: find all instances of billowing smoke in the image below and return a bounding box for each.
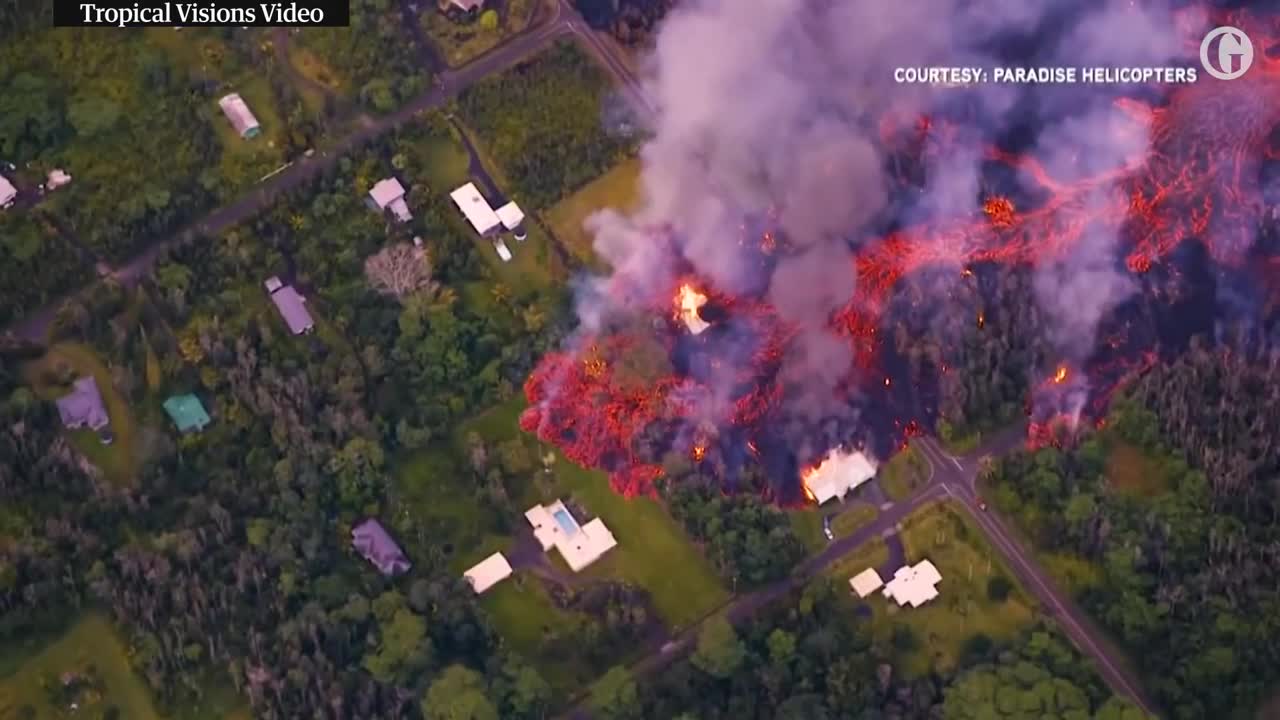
[560,0,1200,478]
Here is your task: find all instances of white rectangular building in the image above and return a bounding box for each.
[525,500,617,572]
[450,182,501,236]
[495,201,525,232]
[369,178,412,223]
[849,568,884,598]
[0,176,16,208]
[218,93,261,139]
[882,559,942,608]
[493,238,513,262]
[463,552,513,594]
[803,449,878,505]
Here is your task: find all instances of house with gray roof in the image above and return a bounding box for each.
[264,276,314,335]
[56,377,109,432]
[352,519,411,576]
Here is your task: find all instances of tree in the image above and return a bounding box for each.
[987,576,1013,602]
[592,666,640,720]
[365,243,439,300]
[767,628,796,665]
[363,608,431,685]
[479,8,498,29]
[423,665,499,720]
[691,616,745,678]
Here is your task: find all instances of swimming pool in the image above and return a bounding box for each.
[553,507,580,536]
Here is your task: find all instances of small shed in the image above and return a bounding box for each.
[264,276,315,335]
[218,93,261,139]
[163,394,211,433]
[46,169,71,190]
[849,568,884,598]
[493,238,513,262]
[463,552,513,594]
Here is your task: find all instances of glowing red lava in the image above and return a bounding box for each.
[522,8,1280,497]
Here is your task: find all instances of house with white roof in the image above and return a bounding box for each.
[463,552,513,594]
[369,178,413,223]
[0,175,16,208]
[803,449,878,505]
[450,182,501,236]
[494,201,527,241]
[218,93,261,139]
[525,500,617,572]
[882,559,942,608]
[849,568,884,598]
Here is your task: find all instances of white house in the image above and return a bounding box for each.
[525,500,617,572]
[46,169,71,190]
[0,176,16,208]
[495,201,527,241]
[218,93,261,139]
[849,568,884,598]
[450,182,501,235]
[463,552,513,594]
[369,178,413,223]
[802,449,878,505]
[882,559,942,608]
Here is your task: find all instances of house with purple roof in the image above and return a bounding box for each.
[264,276,314,335]
[352,519,411,576]
[56,377,109,433]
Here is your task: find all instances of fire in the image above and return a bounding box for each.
[692,444,706,462]
[982,195,1016,228]
[976,312,984,329]
[1053,366,1068,384]
[800,465,818,502]
[884,377,891,387]
[760,231,776,254]
[675,284,711,335]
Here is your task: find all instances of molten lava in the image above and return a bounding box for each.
[521,7,1280,501]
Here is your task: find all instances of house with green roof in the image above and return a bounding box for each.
[163,394,211,433]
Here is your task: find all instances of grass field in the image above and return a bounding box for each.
[545,157,642,266]
[0,615,159,719]
[831,503,878,538]
[868,502,1036,676]
[1104,441,1171,498]
[24,342,142,486]
[823,537,891,582]
[788,510,826,554]
[480,576,601,696]
[285,41,347,112]
[879,445,930,501]
[457,398,729,628]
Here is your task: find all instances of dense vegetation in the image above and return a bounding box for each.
[297,0,431,114]
[620,579,1148,719]
[983,343,1280,718]
[573,0,677,48]
[458,41,634,207]
[0,211,92,327]
[0,117,572,719]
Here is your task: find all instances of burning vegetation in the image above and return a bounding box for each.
[521,7,1280,504]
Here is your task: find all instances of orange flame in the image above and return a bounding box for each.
[675,284,711,334]
[692,444,706,462]
[1053,365,1068,384]
[983,195,1016,228]
[976,312,985,329]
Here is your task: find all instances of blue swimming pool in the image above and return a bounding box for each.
[553,508,580,536]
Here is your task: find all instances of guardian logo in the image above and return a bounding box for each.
[1200,26,1253,80]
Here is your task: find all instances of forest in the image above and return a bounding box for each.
[295,0,431,114]
[458,42,636,208]
[0,114,573,719]
[611,578,1150,719]
[572,0,678,48]
[981,341,1280,719]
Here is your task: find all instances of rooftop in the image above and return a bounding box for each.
[266,282,314,335]
[494,201,525,230]
[463,552,513,594]
[55,377,109,432]
[493,238,512,262]
[849,568,884,598]
[0,175,15,206]
[369,178,407,209]
[352,519,411,576]
[525,500,617,572]
[163,394,211,433]
[449,182,501,235]
[803,449,877,505]
[882,559,942,608]
[218,93,261,139]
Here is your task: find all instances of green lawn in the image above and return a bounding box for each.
[788,510,826,554]
[867,502,1036,676]
[1104,441,1171,498]
[831,503,878,537]
[879,445,931,501]
[415,133,472,193]
[823,537,891,582]
[457,398,730,629]
[545,157,642,266]
[24,342,142,487]
[421,0,542,67]
[480,576,600,696]
[284,42,347,112]
[0,614,160,720]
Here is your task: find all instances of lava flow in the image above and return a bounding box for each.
[522,8,1280,501]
